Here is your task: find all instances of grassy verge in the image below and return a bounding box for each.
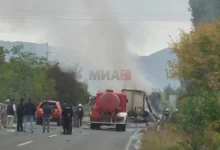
[141,124,186,150]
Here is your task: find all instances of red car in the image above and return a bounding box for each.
[35,100,62,126]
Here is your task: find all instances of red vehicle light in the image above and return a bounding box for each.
[53,109,59,114]
[35,108,43,116]
[52,108,62,119]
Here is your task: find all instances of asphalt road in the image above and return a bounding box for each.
[0,120,144,150]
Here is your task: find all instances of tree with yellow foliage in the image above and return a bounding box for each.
[168,21,220,149]
[169,21,220,91]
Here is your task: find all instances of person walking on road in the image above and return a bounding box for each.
[16,98,24,132]
[23,98,36,133]
[76,104,84,127]
[6,99,16,132]
[0,100,8,128]
[42,101,53,133]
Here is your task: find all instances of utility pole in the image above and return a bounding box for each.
[46,43,50,61]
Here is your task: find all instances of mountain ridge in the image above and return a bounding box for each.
[0,40,179,90]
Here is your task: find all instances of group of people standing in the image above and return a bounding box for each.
[0,99,84,134]
[0,98,36,132]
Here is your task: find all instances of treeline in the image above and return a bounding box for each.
[0,45,90,105]
[167,20,220,149]
[141,2,220,150]
[189,0,220,26]
[144,18,220,150]
[160,84,179,110]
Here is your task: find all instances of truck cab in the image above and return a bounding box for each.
[90,89,127,131]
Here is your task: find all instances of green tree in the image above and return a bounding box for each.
[0,45,56,103]
[0,44,90,106]
[168,20,220,149]
[163,84,176,100]
[47,63,90,104]
[160,92,169,108]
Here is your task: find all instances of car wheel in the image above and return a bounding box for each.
[57,120,62,126]
[36,118,42,125]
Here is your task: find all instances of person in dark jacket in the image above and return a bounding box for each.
[62,103,73,134]
[76,104,84,127]
[16,98,24,132]
[42,101,53,133]
[23,98,36,133]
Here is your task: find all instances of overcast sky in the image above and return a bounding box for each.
[0,0,192,56]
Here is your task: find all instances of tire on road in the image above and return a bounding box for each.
[57,119,62,126]
[90,123,100,130]
[116,124,126,132]
[36,118,42,125]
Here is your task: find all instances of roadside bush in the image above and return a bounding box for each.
[141,124,184,150]
[203,122,220,149]
[173,88,220,149]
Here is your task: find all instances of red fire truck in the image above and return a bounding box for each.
[90,89,127,131]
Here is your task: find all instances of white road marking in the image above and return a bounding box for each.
[125,129,141,150]
[17,141,33,147]
[47,134,58,138]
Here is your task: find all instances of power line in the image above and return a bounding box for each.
[0,16,190,22]
[0,9,190,22]
[4,8,190,16]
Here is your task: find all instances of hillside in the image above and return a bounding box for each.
[0,41,47,57]
[0,40,178,90]
[139,48,179,90]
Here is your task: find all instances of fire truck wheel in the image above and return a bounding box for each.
[121,124,126,131]
[96,124,100,129]
[90,123,100,130]
[90,123,95,129]
[116,124,126,132]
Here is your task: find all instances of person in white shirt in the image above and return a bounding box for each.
[6,99,16,131]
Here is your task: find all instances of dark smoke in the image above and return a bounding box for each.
[189,0,220,25]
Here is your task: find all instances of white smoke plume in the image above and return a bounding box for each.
[0,0,152,95]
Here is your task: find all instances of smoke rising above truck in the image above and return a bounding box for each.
[2,0,152,94]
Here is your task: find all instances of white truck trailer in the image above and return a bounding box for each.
[121,89,147,116]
